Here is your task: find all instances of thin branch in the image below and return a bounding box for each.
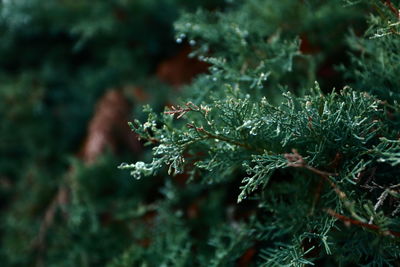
[363,182,400,223]
[140,135,160,144]
[284,149,345,199]
[383,0,400,18]
[187,123,264,153]
[34,185,69,266]
[284,149,370,222]
[326,209,400,238]
[392,203,400,216]
[164,102,200,119]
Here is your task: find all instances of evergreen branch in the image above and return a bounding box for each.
[164,102,201,119]
[363,182,400,223]
[284,149,369,222]
[186,123,263,153]
[284,149,344,198]
[128,121,160,144]
[326,209,400,238]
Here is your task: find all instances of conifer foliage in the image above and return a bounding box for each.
[120,0,400,265]
[1,0,400,266]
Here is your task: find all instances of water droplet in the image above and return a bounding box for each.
[212,77,218,82]
[176,38,182,44]
[179,33,186,39]
[189,39,196,46]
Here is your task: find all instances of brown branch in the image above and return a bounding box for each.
[284,149,345,199]
[35,186,69,247]
[165,107,193,119]
[383,0,400,18]
[326,209,400,238]
[164,102,200,119]
[187,123,263,153]
[34,185,69,266]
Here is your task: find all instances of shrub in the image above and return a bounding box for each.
[120,1,400,265]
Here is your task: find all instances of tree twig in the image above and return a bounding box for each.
[284,149,345,199]
[34,185,69,266]
[187,123,263,153]
[326,209,400,238]
[164,102,200,119]
[383,0,400,18]
[284,149,370,222]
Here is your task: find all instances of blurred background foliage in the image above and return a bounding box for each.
[0,0,223,265]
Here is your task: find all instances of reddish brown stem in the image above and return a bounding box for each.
[326,209,400,238]
[187,123,263,152]
[383,0,400,18]
[164,102,200,119]
[285,149,345,200]
[164,107,193,119]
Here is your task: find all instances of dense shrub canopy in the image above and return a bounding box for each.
[121,0,400,266]
[1,0,400,266]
